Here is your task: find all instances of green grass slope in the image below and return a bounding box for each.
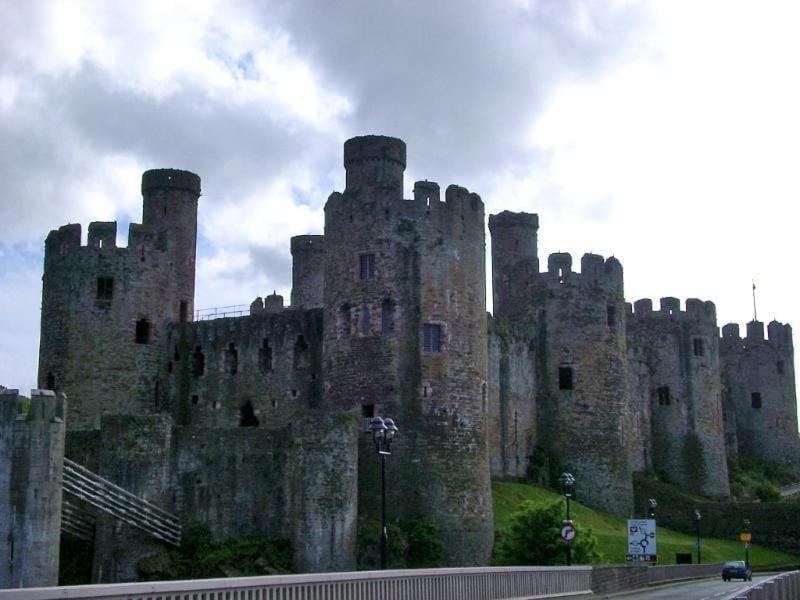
[493,481,797,568]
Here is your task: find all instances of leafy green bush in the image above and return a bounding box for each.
[356,517,444,569]
[755,483,781,502]
[493,500,601,566]
[138,522,293,580]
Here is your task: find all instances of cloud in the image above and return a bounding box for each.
[0,1,649,390]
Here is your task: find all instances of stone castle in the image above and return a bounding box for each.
[2,135,798,584]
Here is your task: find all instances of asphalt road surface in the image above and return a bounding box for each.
[606,575,770,599]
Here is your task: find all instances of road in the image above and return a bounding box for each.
[606,575,770,599]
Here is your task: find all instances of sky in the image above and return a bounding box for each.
[0,0,798,394]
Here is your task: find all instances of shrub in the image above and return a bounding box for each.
[138,522,293,580]
[494,500,601,566]
[755,483,781,502]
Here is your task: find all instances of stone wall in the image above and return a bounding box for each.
[92,411,358,578]
[164,308,323,429]
[487,318,536,480]
[627,297,730,498]
[0,389,66,589]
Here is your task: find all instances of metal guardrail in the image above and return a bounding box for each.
[60,500,95,542]
[61,458,181,546]
[0,566,593,600]
[723,570,800,599]
[195,304,250,321]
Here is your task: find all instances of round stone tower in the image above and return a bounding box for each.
[291,235,325,309]
[141,168,201,323]
[323,135,493,566]
[627,297,730,498]
[533,252,635,515]
[720,319,799,470]
[488,211,539,322]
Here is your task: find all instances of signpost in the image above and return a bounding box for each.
[626,519,658,563]
[741,531,752,566]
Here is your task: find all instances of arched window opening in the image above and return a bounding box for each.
[239,400,260,427]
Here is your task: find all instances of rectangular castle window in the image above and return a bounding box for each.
[751,392,762,409]
[135,319,151,344]
[96,277,114,301]
[693,338,705,357]
[359,253,375,280]
[423,323,442,352]
[193,346,205,377]
[381,299,394,334]
[179,301,188,323]
[558,367,573,391]
[259,339,273,373]
[294,335,309,369]
[778,360,785,375]
[607,305,616,327]
[657,385,671,406]
[224,343,239,375]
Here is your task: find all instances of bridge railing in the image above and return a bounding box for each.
[0,566,593,600]
[723,570,800,599]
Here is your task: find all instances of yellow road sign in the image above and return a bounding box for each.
[740,533,752,543]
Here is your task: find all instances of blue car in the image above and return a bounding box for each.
[722,560,752,581]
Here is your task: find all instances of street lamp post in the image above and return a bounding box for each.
[695,509,702,564]
[369,415,399,570]
[743,519,751,567]
[560,472,575,566]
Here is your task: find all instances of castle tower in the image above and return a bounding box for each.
[627,298,730,498]
[720,320,800,470]
[532,252,635,515]
[0,390,66,589]
[141,169,201,323]
[323,135,493,566]
[38,170,200,430]
[488,211,539,321]
[291,235,325,309]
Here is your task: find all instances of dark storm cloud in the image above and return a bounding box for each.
[259,0,647,186]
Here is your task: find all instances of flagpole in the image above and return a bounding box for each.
[752,281,757,322]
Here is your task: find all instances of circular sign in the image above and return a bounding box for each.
[561,525,576,541]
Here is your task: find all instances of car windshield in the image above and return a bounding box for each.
[724,561,745,568]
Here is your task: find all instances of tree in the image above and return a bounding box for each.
[494,500,601,566]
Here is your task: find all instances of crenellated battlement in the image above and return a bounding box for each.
[628,296,717,324]
[720,319,794,350]
[44,220,163,261]
[0,389,65,424]
[141,168,201,195]
[325,179,484,236]
[488,210,539,231]
[537,252,623,291]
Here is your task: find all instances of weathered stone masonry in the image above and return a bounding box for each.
[23,134,800,584]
